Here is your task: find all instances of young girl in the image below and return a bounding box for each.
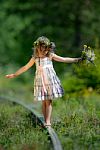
[5,36,81,127]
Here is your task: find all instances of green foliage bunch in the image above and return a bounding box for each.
[62,48,100,94]
[73,48,100,89]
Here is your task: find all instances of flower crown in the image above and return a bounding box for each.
[33,36,51,47]
[81,45,96,66]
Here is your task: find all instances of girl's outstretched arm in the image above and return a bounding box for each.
[5,57,35,78]
[52,53,81,63]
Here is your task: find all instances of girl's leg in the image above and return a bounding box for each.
[45,100,52,125]
[42,100,46,122]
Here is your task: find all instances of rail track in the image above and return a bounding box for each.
[0,95,63,150]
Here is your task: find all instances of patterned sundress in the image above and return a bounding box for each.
[33,54,64,101]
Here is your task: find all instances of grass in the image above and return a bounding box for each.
[0,101,52,150]
[52,94,100,150]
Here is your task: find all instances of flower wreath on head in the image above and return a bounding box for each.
[81,45,96,66]
[33,36,51,47]
[32,36,56,56]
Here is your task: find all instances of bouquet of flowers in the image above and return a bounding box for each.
[81,45,96,66]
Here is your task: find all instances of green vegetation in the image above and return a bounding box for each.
[62,49,100,94]
[0,48,100,149]
[0,102,51,150]
[52,95,100,150]
[0,0,100,68]
[0,0,100,149]
[1,55,100,149]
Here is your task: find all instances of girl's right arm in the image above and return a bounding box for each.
[5,57,35,79]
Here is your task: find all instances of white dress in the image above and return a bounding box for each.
[33,55,64,101]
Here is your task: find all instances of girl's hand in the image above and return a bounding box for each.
[5,74,16,79]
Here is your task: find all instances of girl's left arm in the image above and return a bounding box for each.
[52,53,81,63]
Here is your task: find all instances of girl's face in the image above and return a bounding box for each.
[37,44,49,56]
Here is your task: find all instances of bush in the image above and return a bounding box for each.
[62,48,100,95]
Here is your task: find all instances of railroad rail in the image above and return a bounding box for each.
[0,95,63,150]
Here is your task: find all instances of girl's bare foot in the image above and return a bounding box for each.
[45,123,51,127]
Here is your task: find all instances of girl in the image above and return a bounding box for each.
[5,36,81,127]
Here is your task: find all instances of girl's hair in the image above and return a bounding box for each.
[32,36,56,58]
